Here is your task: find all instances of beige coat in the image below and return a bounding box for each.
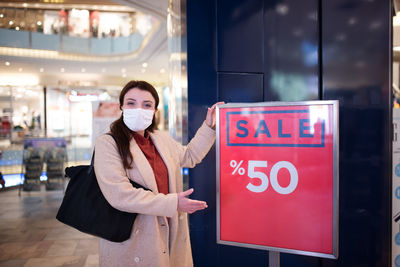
[94,122,215,267]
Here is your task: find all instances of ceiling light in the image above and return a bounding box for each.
[160,68,165,74]
[0,14,3,18]
[15,27,20,31]
[0,74,39,86]
[81,68,86,72]
[9,21,13,25]
[37,21,42,26]
[0,46,141,63]
[5,62,10,66]
[122,73,127,78]
[121,68,126,73]
[18,68,23,72]
[39,68,44,72]
[60,68,65,72]
[142,62,148,68]
[23,3,28,7]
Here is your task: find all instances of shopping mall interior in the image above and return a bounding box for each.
[0,0,396,266]
[0,0,172,186]
[0,0,176,266]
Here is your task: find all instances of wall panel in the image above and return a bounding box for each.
[218,72,263,102]
[217,0,263,73]
[186,0,391,265]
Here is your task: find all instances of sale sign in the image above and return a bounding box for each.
[216,101,338,259]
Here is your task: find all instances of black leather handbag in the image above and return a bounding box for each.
[56,134,150,242]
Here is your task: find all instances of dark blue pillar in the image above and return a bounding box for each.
[186,0,391,266]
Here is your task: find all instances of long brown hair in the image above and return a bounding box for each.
[110,80,159,169]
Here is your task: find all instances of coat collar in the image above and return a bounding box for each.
[129,139,158,192]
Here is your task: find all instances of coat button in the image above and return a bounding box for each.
[134,257,140,263]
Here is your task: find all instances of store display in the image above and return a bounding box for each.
[22,146,43,191]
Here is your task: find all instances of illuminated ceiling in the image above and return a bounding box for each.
[0,0,169,86]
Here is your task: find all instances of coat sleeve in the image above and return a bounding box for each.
[166,121,216,168]
[94,135,178,218]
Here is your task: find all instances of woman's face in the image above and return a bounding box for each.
[122,88,156,110]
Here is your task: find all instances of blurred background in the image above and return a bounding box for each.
[0,0,182,189]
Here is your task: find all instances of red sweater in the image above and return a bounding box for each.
[132,132,169,194]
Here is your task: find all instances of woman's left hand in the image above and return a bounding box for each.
[206,102,225,129]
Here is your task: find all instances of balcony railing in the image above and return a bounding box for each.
[0,28,144,55]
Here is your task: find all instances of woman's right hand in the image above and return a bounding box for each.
[177,188,208,214]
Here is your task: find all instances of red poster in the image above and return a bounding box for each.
[216,101,338,259]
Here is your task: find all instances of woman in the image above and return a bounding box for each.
[94,80,222,266]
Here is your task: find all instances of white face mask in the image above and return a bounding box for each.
[123,108,154,132]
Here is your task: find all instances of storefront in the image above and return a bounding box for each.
[0,85,44,142]
[0,79,169,189]
[0,5,152,39]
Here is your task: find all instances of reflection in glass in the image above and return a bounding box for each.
[167,0,187,144]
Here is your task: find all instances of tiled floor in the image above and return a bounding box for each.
[0,185,99,267]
